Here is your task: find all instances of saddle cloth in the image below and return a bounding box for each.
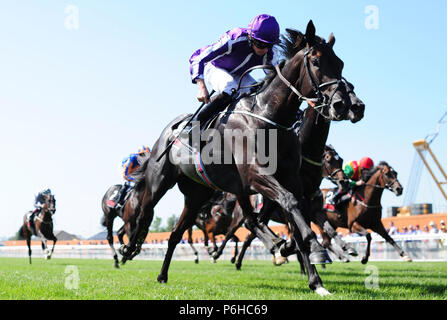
[170,117,223,191]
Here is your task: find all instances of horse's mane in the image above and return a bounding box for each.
[378,161,389,167]
[255,28,327,93]
[278,28,326,60]
[362,166,379,182]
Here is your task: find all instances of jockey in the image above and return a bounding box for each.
[326,157,375,211]
[189,14,281,126]
[112,145,151,209]
[30,188,52,235]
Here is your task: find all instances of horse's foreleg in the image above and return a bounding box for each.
[250,177,330,265]
[314,208,358,257]
[231,236,239,264]
[26,231,32,265]
[235,232,256,270]
[373,223,412,262]
[212,219,244,261]
[187,227,199,264]
[351,222,371,264]
[236,195,285,259]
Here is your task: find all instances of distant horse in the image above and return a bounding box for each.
[101,152,150,268]
[199,193,259,263]
[120,21,363,295]
[322,161,412,264]
[18,194,57,264]
[186,192,234,263]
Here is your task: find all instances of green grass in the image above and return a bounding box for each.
[0,257,446,300]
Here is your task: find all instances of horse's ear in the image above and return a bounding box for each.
[305,20,316,46]
[328,32,335,48]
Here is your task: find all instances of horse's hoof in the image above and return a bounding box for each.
[347,248,358,256]
[236,263,241,270]
[230,257,236,264]
[114,263,120,269]
[272,252,287,266]
[157,275,167,283]
[118,245,127,256]
[315,287,332,296]
[361,257,368,264]
[402,255,412,262]
[194,259,199,264]
[309,250,332,265]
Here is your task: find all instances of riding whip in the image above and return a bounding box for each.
[156,90,215,162]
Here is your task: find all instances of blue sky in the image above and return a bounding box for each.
[0,1,446,238]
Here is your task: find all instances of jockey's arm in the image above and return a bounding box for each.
[196,78,210,103]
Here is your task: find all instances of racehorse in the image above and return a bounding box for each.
[187,193,244,263]
[18,194,57,264]
[101,152,150,268]
[234,144,357,271]
[322,161,412,264]
[120,21,363,295]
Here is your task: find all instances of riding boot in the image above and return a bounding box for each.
[191,92,232,128]
[30,210,38,236]
[116,184,128,208]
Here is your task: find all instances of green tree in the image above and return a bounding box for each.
[164,214,178,232]
[150,216,163,233]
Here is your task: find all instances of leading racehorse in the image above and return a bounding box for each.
[18,194,57,264]
[120,21,363,295]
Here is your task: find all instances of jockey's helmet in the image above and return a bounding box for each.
[359,157,374,170]
[42,188,51,195]
[248,14,280,45]
[138,145,151,154]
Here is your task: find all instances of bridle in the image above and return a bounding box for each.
[224,45,348,131]
[361,166,398,192]
[274,47,348,120]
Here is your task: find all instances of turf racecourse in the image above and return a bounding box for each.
[0,258,446,300]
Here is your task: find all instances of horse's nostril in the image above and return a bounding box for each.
[331,99,347,119]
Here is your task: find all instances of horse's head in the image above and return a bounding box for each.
[343,79,365,123]
[280,20,364,122]
[322,145,348,190]
[45,194,56,215]
[376,161,403,196]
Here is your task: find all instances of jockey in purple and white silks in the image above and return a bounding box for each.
[188,14,281,125]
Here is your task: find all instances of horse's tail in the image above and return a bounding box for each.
[100,214,107,227]
[17,225,25,240]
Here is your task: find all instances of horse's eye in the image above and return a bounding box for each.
[312,58,320,67]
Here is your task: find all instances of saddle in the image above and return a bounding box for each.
[170,114,227,191]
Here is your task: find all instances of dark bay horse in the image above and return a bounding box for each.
[234,144,357,271]
[322,161,412,264]
[101,152,150,268]
[121,21,363,295]
[185,191,227,263]
[18,194,57,264]
[187,193,245,263]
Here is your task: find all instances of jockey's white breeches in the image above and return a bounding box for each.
[204,63,256,95]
